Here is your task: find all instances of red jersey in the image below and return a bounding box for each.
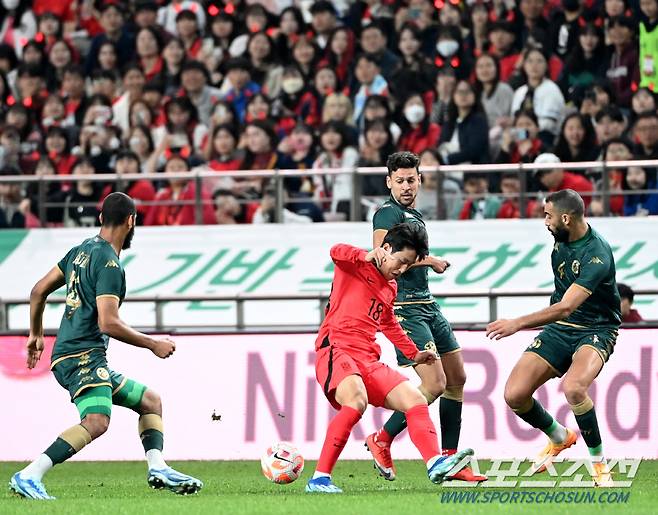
[315,244,418,363]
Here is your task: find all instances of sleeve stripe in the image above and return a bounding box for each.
[573,283,592,295]
[96,294,121,301]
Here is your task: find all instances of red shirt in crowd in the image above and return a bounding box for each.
[314,244,418,363]
[144,182,215,226]
[623,309,643,323]
[397,123,441,155]
[100,180,156,222]
[551,172,594,208]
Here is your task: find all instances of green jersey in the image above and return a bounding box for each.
[550,226,621,329]
[373,196,432,303]
[52,236,126,362]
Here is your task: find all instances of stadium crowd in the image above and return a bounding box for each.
[1,0,658,227]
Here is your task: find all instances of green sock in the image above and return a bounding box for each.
[382,411,408,440]
[516,399,555,431]
[44,438,77,465]
[140,429,164,452]
[439,398,462,451]
[574,407,603,456]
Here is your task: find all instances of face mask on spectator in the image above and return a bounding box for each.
[404,105,425,124]
[436,40,459,57]
[129,137,142,150]
[282,77,304,94]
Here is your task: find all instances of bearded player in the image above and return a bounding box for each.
[487,189,620,487]
[365,151,485,483]
[9,193,203,499]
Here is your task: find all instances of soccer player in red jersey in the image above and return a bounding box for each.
[306,224,474,493]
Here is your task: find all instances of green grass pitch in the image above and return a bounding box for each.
[1,460,656,514]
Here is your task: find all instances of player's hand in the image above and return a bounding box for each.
[151,338,176,359]
[366,247,390,268]
[486,319,522,340]
[430,256,451,274]
[413,350,437,365]
[26,334,45,369]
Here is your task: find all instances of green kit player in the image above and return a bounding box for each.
[9,192,202,500]
[486,189,620,487]
[365,151,486,483]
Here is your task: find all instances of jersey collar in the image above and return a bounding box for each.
[566,225,592,249]
[388,194,422,218]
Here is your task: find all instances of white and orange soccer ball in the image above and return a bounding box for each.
[260,442,305,484]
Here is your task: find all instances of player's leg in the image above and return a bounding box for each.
[383,378,474,484]
[307,374,367,493]
[562,344,612,486]
[10,386,111,500]
[111,373,202,494]
[505,342,576,473]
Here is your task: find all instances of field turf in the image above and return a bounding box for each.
[1,460,656,514]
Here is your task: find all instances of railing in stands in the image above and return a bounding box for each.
[1,289,657,333]
[2,160,658,224]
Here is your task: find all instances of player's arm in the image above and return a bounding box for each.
[26,266,66,369]
[96,296,175,358]
[330,243,368,265]
[486,284,590,340]
[380,304,437,365]
[374,229,450,273]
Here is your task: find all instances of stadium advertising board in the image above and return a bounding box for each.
[0,330,655,461]
[0,218,657,329]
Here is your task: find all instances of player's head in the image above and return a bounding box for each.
[386,151,420,207]
[617,282,634,317]
[379,223,429,280]
[543,189,585,243]
[100,192,137,249]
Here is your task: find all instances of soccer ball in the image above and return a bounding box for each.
[261,442,304,484]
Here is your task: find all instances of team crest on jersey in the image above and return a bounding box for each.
[529,338,542,349]
[96,367,110,381]
[589,256,604,264]
[571,260,580,275]
[557,262,566,279]
[105,260,119,268]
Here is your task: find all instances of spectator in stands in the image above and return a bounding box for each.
[533,152,594,207]
[589,137,632,216]
[389,23,435,102]
[553,112,600,164]
[630,87,657,124]
[416,148,462,221]
[558,22,608,98]
[594,106,627,149]
[454,172,502,220]
[213,189,242,225]
[468,1,490,56]
[241,120,280,176]
[157,0,206,36]
[358,118,395,214]
[313,65,338,98]
[100,150,155,225]
[246,31,283,98]
[474,53,514,157]
[639,0,658,89]
[622,164,658,216]
[26,156,66,226]
[606,15,640,109]
[43,126,75,176]
[433,25,472,81]
[497,109,548,165]
[519,0,550,46]
[359,21,400,81]
[430,66,457,127]
[550,0,583,59]
[145,154,215,226]
[278,122,318,193]
[322,92,354,126]
[312,121,359,216]
[160,37,186,96]
[63,157,101,228]
[324,26,356,88]
[95,41,119,78]
[438,80,490,165]
[85,1,135,77]
[632,111,658,159]
[112,63,145,134]
[153,96,207,155]
[45,39,77,93]
[206,123,243,173]
[126,124,155,170]
[175,9,211,62]
[290,33,321,82]
[41,94,66,130]
[134,1,159,31]
[310,0,338,50]
[488,21,521,83]
[617,283,644,323]
[0,0,36,59]
[135,26,164,82]
[181,60,223,126]
[511,47,566,141]
[496,171,537,218]
[361,94,400,144]
[273,65,321,131]
[0,166,39,228]
[397,92,441,154]
[275,7,307,56]
[252,183,312,224]
[351,53,388,125]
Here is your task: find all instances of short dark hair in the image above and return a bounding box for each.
[383,223,429,261]
[545,189,585,218]
[617,283,634,303]
[101,192,136,227]
[386,151,419,176]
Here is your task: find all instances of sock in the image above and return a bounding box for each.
[316,406,361,475]
[312,471,331,480]
[43,424,92,466]
[406,404,441,463]
[146,449,168,470]
[571,397,603,457]
[139,414,167,469]
[513,398,555,433]
[543,419,568,444]
[439,390,463,452]
[20,454,53,481]
[381,385,439,442]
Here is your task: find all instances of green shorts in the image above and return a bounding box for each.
[51,348,147,418]
[393,301,460,366]
[525,322,618,377]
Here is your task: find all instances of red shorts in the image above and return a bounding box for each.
[315,345,408,410]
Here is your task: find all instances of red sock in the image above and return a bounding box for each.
[406,404,440,463]
[316,406,362,474]
[442,448,456,456]
[375,428,393,444]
